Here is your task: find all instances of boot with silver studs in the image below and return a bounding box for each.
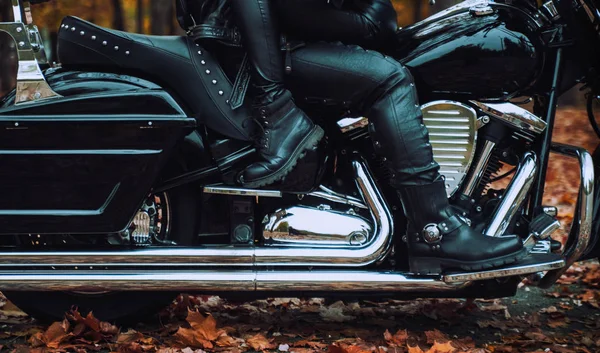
[398,180,527,274]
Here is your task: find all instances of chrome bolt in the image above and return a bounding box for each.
[148,121,153,126]
[80,31,85,35]
[201,60,206,65]
[102,41,107,46]
[205,69,211,74]
[91,35,97,40]
[476,206,482,212]
[18,41,25,47]
[114,46,119,51]
[218,90,224,96]
[71,27,76,31]
[212,80,217,84]
[14,122,19,127]
[16,27,22,32]
[197,50,202,55]
[482,116,490,124]
[125,51,130,55]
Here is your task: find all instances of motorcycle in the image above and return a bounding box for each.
[0,0,599,322]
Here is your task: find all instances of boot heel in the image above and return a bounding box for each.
[409,257,442,275]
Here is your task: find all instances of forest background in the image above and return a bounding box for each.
[16,0,465,62]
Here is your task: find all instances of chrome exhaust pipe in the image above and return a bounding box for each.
[0,160,393,268]
[484,151,537,236]
[0,270,468,292]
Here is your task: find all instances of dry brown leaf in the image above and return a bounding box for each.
[424,330,449,345]
[246,333,274,351]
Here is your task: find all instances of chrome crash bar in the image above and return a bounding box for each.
[484,151,538,236]
[538,144,594,288]
[0,160,393,268]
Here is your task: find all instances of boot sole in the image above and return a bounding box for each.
[241,126,325,188]
[409,247,528,275]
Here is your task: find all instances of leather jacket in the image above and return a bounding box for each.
[176,0,398,48]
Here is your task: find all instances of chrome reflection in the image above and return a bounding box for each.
[484,151,537,236]
[539,144,594,288]
[471,101,547,135]
[0,1,60,104]
[307,185,368,209]
[0,270,470,293]
[263,205,373,247]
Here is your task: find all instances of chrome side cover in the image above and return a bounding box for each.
[263,205,373,247]
[421,101,479,197]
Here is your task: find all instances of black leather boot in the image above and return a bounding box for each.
[397,180,526,274]
[364,65,525,274]
[231,0,324,187]
[238,91,324,187]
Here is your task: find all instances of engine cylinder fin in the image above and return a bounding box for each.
[421,101,478,197]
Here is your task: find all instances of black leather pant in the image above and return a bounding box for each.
[230,0,440,186]
[286,42,440,186]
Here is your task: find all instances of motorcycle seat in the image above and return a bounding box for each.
[56,16,255,141]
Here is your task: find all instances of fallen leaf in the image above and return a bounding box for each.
[246,333,274,351]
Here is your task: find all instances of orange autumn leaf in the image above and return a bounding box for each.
[384,329,409,346]
[246,333,274,351]
[174,310,232,349]
[28,319,72,349]
[427,340,456,353]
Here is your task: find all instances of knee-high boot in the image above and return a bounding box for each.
[367,69,526,274]
[230,0,324,188]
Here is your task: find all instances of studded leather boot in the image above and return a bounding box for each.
[397,180,526,274]
[238,91,324,187]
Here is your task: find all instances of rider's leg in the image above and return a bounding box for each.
[286,42,526,274]
[274,0,398,50]
[230,0,324,188]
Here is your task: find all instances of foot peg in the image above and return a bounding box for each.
[523,212,561,250]
[443,253,565,283]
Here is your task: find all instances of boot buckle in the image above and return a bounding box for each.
[422,224,442,243]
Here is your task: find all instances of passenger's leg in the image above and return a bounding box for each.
[230,0,324,188]
[275,0,398,50]
[287,42,525,273]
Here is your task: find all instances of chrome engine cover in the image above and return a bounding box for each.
[262,205,373,247]
[421,101,478,197]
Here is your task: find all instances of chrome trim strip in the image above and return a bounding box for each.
[203,186,282,198]
[444,257,564,283]
[471,101,547,135]
[0,270,469,292]
[539,144,594,288]
[0,160,393,268]
[308,185,368,210]
[484,151,537,236]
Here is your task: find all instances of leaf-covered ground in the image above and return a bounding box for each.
[0,108,598,353]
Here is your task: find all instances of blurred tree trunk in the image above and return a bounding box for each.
[111,0,125,30]
[151,1,173,34]
[137,0,144,33]
[414,0,422,21]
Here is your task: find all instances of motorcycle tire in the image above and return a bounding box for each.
[2,182,199,324]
